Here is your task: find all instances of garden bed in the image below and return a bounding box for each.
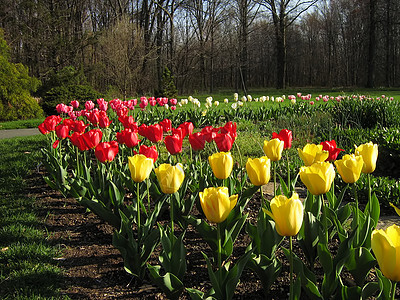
[31,169,399,299]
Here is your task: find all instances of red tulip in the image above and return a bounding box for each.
[179,121,194,137]
[118,115,138,131]
[55,123,70,140]
[116,128,140,148]
[189,132,206,151]
[159,118,172,132]
[146,124,164,143]
[272,129,292,149]
[214,132,234,152]
[164,134,183,155]
[82,129,103,149]
[220,121,237,139]
[172,127,185,140]
[71,120,87,133]
[320,140,344,162]
[86,110,100,126]
[138,124,148,137]
[201,126,218,142]
[95,141,119,163]
[38,115,63,134]
[69,132,89,151]
[98,111,112,128]
[139,144,158,162]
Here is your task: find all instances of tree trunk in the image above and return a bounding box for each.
[366,0,376,88]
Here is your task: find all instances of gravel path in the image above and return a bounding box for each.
[0,128,40,139]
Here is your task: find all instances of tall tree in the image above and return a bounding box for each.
[256,0,318,89]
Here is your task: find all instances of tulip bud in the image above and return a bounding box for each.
[264,193,304,236]
[355,142,378,174]
[299,161,335,195]
[334,154,364,184]
[371,224,400,282]
[263,139,284,161]
[128,154,154,183]
[155,163,185,194]
[246,156,271,186]
[208,152,233,180]
[199,187,238,223]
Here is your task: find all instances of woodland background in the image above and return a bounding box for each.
[0,0,399,99]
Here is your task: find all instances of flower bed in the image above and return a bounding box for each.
[39,95,400,299]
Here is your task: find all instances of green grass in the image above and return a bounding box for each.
[0,135,66,299]
[0,118,45,130]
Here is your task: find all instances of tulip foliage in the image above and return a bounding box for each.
[39,97,398,300]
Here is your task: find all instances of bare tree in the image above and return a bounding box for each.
[256,0,318,89]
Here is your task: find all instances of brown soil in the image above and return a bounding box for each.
[28,169,398,300]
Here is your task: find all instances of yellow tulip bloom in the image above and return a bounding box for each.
[263,139,284,161]
[246,156,271,186]
[355,142,378,174]
[299,162,335,195]
[265,193,304,237]
[297,143,329,166]
[155,163,185,194]
[371,224,400,282]
[199,187,238,223]
[128,154,154,183]
[334,154,364,184]
[208,152,233,180]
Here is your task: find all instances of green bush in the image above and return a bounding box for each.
[41,84,102,115]
[0,28,43,121]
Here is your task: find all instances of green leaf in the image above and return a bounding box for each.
[364,193,380,228]
[345,247,375,286]
[147,264,184,300]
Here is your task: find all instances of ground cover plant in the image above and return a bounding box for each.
[34,93,400,299]
[0,135,64,299]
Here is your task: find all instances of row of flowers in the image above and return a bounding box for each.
[38,100,399,299]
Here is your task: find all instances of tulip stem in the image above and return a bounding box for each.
[137,182,141,234]
[273,161,276,197]
[260,186,264,208]
[390,281,397,300]
[217,223,222,270]
[352,183,359,246]
[287,157,291,193]
[289,236,294,300]
[146,178,150,211]
[321,194,329,244]
[170,194,174,236]
[367,173,372,204]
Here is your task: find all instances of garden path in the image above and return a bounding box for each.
[0,128,40,139]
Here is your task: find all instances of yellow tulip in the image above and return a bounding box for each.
[263,139,284,161]
[199,187,238,223]
[371,224,400,282]
[264,193,304,236]
[208,152,233,180]
[299,161,335,195]
[390,203,400,217]
[355,142,378,174]
[128,154,154,183]
[246,156,271,186]
[155,163,185,194]
[298,143,329,166]
[334,154,364,184]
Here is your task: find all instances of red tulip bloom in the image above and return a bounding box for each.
[98,111,112,128]
[55,123,70,140]
[272,129,293,149]
[70,132,89,151]
[118,115,138,131]
[86,110,100,126]
[139,144,158,162]
[116,128,140,148]
[201,126,218,142]
[138,124,148,137]
[220,121,237,139]
[82,129,103,149]
[164,134,183,155]
[146,124,164,143]
[38,115,63,134]
[71,120,87,133]
[179,121,194,137]
[159,118,172,132]
[320,140,344,162]
[94,141,119,163]
[214,132,234,152]
[189,132,206,151]
[172,127,185,140]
